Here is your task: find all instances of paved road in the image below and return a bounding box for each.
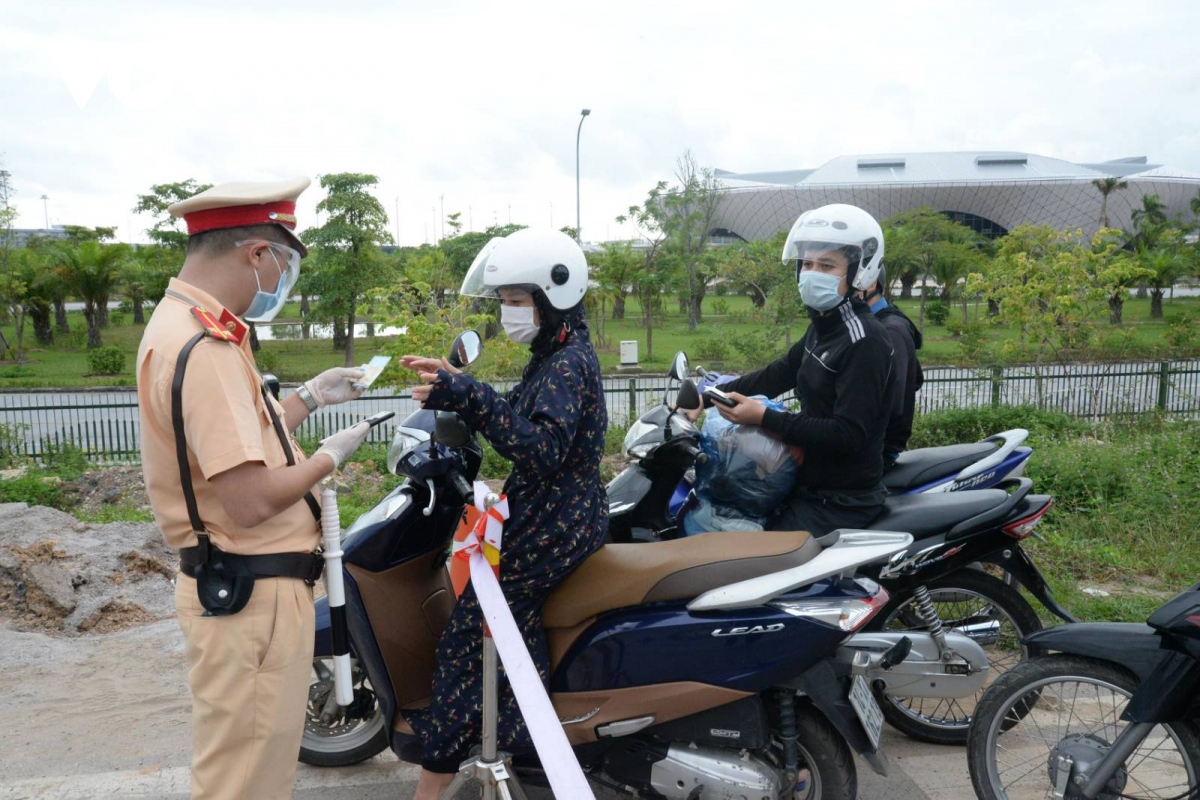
[0,621,973,800]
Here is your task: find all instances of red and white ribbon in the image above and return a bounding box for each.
[465,481,595,800]
[452,484,508,574]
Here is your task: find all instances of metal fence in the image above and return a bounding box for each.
[2,360,1199,463]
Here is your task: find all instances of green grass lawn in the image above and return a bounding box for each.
[2,293,1198,388]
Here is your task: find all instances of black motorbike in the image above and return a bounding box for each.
[608,352,1077,745]
[967,579,1200,800]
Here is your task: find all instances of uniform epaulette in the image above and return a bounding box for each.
[190,305,247,345]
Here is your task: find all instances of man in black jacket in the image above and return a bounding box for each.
[861,265,924,466]
[709,204,895,537]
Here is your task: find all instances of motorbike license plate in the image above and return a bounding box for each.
[849,674,884,749]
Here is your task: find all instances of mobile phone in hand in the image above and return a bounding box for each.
[363,411,396,428]
[703,386,739,408]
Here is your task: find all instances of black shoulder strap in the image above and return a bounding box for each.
[172,332,321,537]
[260,384,323,520]
[173,332,209,534]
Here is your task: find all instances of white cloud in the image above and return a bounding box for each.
[2,0,1198,243]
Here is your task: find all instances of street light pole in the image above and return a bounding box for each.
[40,195,49,229]
[575,108,591,244]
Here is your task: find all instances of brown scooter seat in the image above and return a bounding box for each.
[543,530,821,629]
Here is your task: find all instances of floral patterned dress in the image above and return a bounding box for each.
[406,314,608,771]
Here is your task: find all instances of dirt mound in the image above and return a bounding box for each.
[61,465,152,516]
[0,502,174,635]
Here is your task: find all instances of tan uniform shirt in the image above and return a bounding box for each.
[137,278,319,556]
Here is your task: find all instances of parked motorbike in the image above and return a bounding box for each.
[300,333,976,799]
[967,579,1200,800]
[607,352,1075,745]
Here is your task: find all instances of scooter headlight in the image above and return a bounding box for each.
[623,419,660,459]
[387,428,429,475]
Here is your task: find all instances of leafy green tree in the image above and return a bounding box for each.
[881,207,980,329]
[717,232,788,309]
[132,180,213,249]
[0,165,27,361]
[61,225,117,245]
[1092,177,1128,229]
[13,248,57,345]
[617,188,672,360]
[592,241,641,319]
[1087,229,1150,324]
[301,173,394,367]
[56,241,130,348]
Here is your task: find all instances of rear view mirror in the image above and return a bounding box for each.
[434,412,472,448]
[447,331,482,369]
[669,351,689,381]
[675,380,701,411]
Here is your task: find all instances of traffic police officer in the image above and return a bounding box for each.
[136,177,371,799]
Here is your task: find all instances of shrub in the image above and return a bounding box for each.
[694,336,731,362]
[909,404,1086,449]
[731,329,781,365]
[0,423,27,468]
[1166,315,1196,352]
[39,441,91,479]
[710,298,730,316]
[0,472,66,509]
[86,346,126,376]
[925,301,950,326]
[255,348,281,375]
[109,312,128,327]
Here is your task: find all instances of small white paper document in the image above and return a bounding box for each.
[353,355,392,390]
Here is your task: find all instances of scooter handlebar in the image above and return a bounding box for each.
[450,471,475,503]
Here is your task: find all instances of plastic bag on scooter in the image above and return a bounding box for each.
[682,398,797,534]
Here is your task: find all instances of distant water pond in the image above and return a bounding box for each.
[255,323,406,341]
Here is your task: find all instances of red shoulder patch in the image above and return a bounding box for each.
[190,306,238,342]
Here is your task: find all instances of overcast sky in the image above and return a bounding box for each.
[2,0,1198,246]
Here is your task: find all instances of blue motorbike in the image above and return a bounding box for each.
[301,334,953,799]
[607,353,1071,746]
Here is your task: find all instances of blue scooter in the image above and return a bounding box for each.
[301,334,948,800]
[607,352,1071,746]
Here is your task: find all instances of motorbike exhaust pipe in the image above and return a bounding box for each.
[320,483,354,706]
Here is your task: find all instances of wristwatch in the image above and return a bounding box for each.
[296,383,319,412]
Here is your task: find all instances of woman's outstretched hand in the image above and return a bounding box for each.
[400,355,461,406]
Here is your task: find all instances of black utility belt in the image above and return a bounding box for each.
[180,546,324,583]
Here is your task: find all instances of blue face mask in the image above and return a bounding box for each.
[798,270,845,311]
[239,242,300,323]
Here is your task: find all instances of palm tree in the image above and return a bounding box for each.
[1141,248,1186,319]
[57,241,130,347]
[1092,177,1127,229]
[1132,194,1169,240]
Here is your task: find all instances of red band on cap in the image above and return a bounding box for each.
[185,201,298,236]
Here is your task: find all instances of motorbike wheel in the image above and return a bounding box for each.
[299,657,389,767]
[792,703,858,800]
[868,568,1043,745]
[968,655,1200,800]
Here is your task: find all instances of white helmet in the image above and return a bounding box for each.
[781,203,884,292]
[460,228,588,310]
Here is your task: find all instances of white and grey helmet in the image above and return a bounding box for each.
[781,203,885,292]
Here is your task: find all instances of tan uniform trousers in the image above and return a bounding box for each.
[176,573,314,800]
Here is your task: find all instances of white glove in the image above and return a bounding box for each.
[305,367,366,407]
[314,422,371,470]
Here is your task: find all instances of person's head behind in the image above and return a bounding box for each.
[461,228,589,344]
[782,204,884,311]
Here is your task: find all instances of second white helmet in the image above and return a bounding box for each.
[460,228,588,310]
[781,203,884,293]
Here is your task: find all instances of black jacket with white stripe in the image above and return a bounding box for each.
[723,296,895,492]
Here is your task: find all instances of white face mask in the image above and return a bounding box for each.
[501,304,539,344]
